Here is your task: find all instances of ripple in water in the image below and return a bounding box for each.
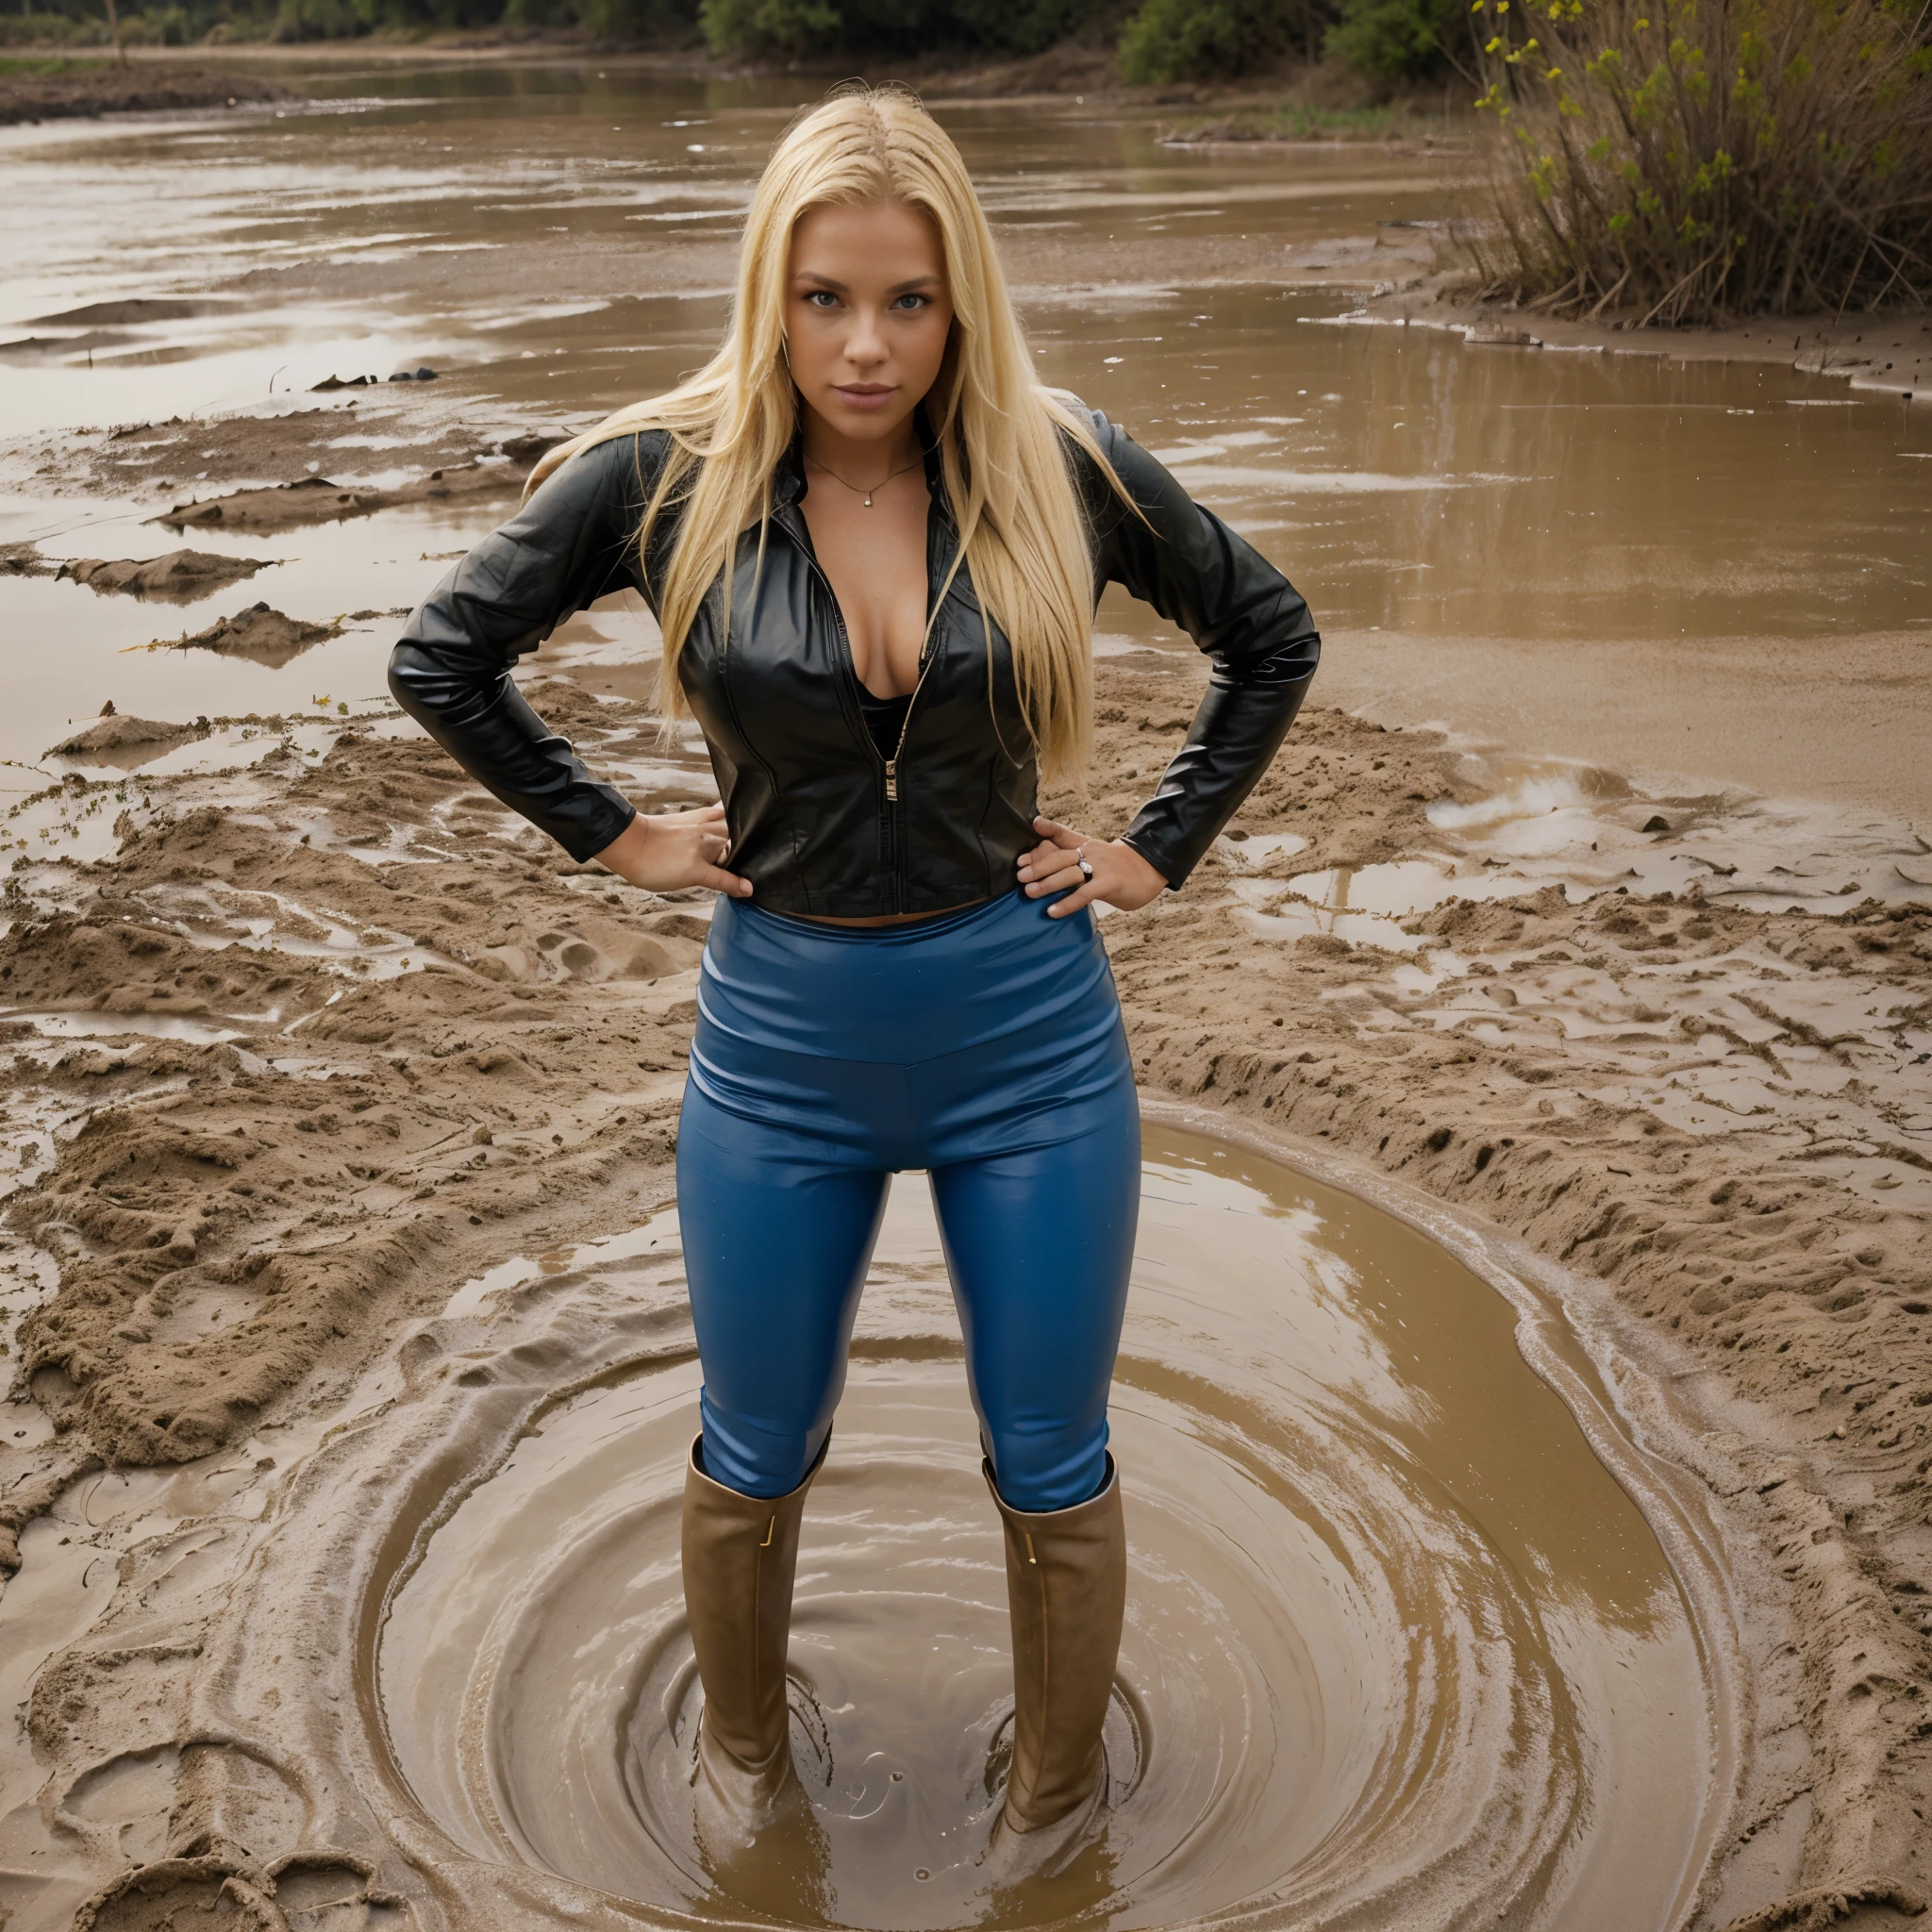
[375,1125,1717,1931]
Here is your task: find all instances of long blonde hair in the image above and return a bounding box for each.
[526,84,1129,777]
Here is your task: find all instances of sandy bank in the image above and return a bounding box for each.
[1345,274,1932,408]
[0,405,556,520]
[0,651,1928,1926]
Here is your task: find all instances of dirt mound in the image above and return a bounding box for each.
[0,60,287,129]
[151,464,522,536]
[6,403,535,506]
[60,548,273,600]
[2,761,703,1476]
[29,298,215,327]
[152,603,341,668]
[48,713,196,757]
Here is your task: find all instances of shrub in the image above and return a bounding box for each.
[576,0,697,37]
[950,0,1091,54]
[269,0,359,35]
[699,0,1096,56]
[121,6,197,40]
[1117,0,1245,79]
[1325,0,1465,81]
[1472,0,1932,322]
[698,0,836,53]
[1120,0,1402,83]
[0,14,109,43]
[1118,0,1339,80]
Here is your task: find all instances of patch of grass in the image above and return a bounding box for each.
[0,55,110,75]
[1470,0,1932,324]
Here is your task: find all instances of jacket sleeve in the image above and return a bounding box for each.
[387,433,657,863]
[1079,411,1321,889]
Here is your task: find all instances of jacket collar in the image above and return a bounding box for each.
[772,430,806,510]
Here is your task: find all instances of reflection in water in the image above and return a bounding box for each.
[377,1126,1713,1932]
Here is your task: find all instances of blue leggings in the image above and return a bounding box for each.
[675,889,1141,1515]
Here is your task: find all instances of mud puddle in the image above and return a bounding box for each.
[366,1124,1724,1932]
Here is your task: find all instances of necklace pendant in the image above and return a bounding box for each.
[863,491,874,508]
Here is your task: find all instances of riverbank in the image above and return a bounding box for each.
[0,56,287,126]
[1350,271,1932,406]
[1,647,1927,1925]
[0,34,1456,129]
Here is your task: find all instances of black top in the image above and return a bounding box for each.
[388,402,1321,919]
[857,686,914,763]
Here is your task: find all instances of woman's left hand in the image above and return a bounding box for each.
[1017,817,1168,917]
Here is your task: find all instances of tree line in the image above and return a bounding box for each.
[3,0,1473,87]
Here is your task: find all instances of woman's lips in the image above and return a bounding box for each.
[833,383,896,410]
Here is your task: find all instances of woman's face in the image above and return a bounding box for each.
[785,199,955,447]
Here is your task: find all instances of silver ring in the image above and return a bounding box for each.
[1077,857,1094,882]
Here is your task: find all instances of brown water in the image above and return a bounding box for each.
[1,64,1928,828]
[372,1124,1720,1932]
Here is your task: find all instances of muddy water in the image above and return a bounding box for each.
[2,65,1928,828]
[372,1124,1718,1932]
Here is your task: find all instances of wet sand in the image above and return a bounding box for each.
[2,65,1930,1932]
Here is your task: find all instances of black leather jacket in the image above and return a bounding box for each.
[389,405,1320,919]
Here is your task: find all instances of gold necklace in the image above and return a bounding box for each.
[806,451,924,508]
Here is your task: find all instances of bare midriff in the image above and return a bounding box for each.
[793,896,992,929]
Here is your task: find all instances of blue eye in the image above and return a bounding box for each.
[892,293,929,310]
[806,290,839,308]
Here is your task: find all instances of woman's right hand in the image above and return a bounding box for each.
[591,805,752,897]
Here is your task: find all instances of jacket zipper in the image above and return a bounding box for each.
[795,551,940,791]
[883,645,936,802]
[888,514,949,919]
[786,497,947,908]
[887,508,952,802]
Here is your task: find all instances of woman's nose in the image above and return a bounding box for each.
[845,307,888,364]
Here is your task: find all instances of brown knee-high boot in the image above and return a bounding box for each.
[681,1435,824,1848]
[984,1456,1126,1851]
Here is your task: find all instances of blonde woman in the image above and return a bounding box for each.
[390,85,1318,1874]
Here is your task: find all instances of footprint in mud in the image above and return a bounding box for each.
[77,1857,404,1931]
[520,920,701,984]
